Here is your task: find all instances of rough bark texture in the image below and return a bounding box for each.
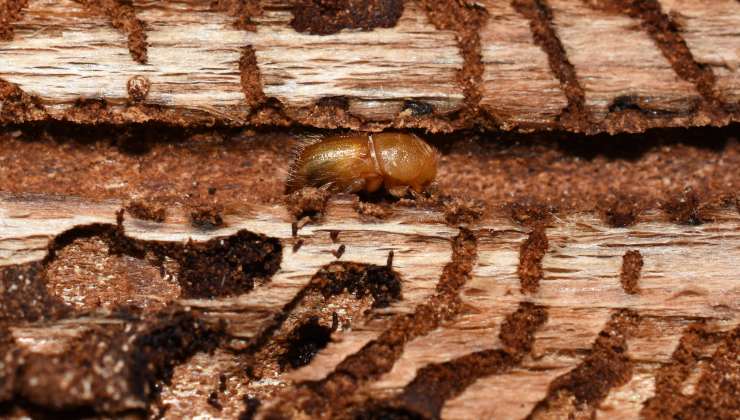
[1,0,740,418]
[0,192,737,418]
[0,0,737,132]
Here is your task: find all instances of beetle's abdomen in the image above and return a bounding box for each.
[286,134,379,193]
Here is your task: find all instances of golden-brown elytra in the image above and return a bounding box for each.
[286,132,438,195]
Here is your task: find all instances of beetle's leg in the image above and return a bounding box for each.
[344,178,366,194]
[319,181,335,191]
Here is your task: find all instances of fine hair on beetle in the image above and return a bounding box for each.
[286,132,439,197]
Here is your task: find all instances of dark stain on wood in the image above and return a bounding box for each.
[0,78,48,123]
[0,0,29,41]
[330,230,340,243]
[599,194,641,228]
[0,310,224,414]
[317,96,350,110]
[125,200,166,223]
[663,188,709,225]
[290,0,404,35]
[402,100,434,116]
[420,0,487,124]
[278,316,334,370]
[332,244,346,259]
[620,250,643,294]
[240,46,269,107]
[596,0,729,118]
[260,228,477,418]
[77,0,148,64]
[511,0,590,130]
[292,238,304,253]
[361,302,548,419]
[641,322,728,419]
[189,204,225,230]
[211,0,263,31]
[126,75,151,102]
[518,224,548,294]
[0,262,72,323]
[41,221,282,299]
[526,310,639,419]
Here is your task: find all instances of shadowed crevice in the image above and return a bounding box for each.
[291,0,404,35]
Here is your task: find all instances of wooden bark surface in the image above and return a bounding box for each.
[479,0,568,129]
[1,193,738,418]
[253,1,464,121]
[550,0,701,120]
[659,0,740,104]
[1,0,740,417]
[0,0,738,132]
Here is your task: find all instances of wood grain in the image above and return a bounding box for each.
[549,0,701,122]
[479,0,568,129]
[1,193,738,418]
[0,0,738,131]
[658,0,740,106]
[0,0,251,120]
[253,0,464,122]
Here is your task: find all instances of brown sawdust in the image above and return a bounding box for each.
[0,0,29,41]
[527,310,640,419]
[619,250,643,294]
[420,0,487,126]
[356,303,548,419]
[259,228,477,418]
[640,323,731,419]
[0,127,290,212]
[290,0,404,35]
[78,0,148,64]
[592,0,728,118]
[1,126,738,224]
[45,236,181,313]
[512,0,590,131]
[1,0,738,417]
